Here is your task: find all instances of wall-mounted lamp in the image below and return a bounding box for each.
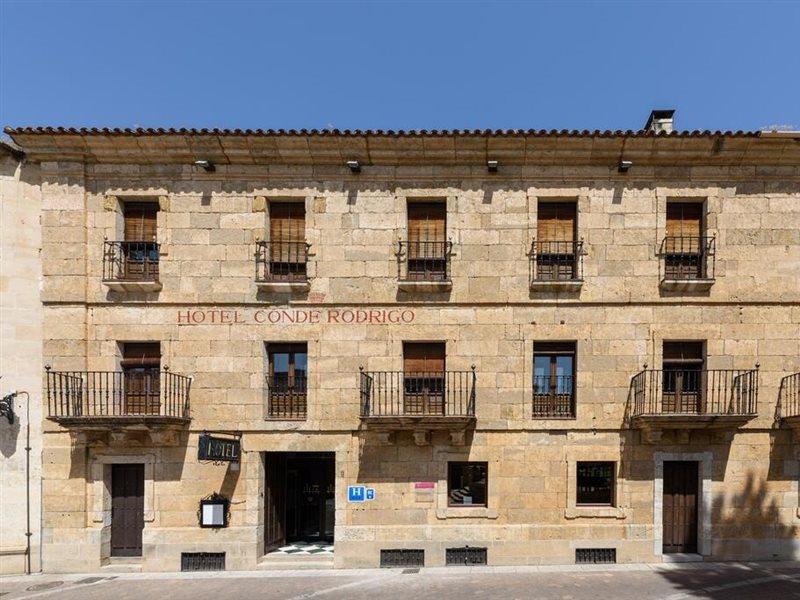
[0,391,17,424]
[194,160,216,172]
[487,160,499,173]
[617,160,633,173]
[199,493,229,528]
[346,160,361,173]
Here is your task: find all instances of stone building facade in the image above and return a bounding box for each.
[4,115,800,572]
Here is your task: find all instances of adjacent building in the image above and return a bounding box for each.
[3,112,800,572]
[0,139,43,574]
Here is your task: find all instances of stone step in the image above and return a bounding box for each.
[102,559,143,573]
[256,554,334,570]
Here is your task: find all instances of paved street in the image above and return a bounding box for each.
[2,562,800,600]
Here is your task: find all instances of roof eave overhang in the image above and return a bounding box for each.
[5,128,800,166]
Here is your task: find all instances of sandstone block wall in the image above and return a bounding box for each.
[32,161,800,570]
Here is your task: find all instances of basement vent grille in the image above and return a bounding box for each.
[446,546,488,566]
[181,552,226,572]
[575,548,616,564]
[380,549,424,568]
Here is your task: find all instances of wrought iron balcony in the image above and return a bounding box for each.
[359,368,475,428]
[266,376,307,420]
[659,236,716,287]
[255,240,310,287]
[631,367,758,431]
[529,240,584,288]
[778,372,800,430]
[532,375,575,418]
[45,368,191,428]
[102,241,161,291]
[397,240,453,287]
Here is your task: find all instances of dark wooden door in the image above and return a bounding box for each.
[264,453,287,552]
[121,343,161,415]
[403,342,446,415]
[663,461,699,554]
[662,342,704,413]
[111,464,145,557]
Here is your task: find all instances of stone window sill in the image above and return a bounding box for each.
[565,506,626,520]
[436,507,498,520]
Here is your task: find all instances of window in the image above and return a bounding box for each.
[576,462,614,506]
[448,462,487,507]
[535,201,578,281]
[405,201,448,281]
[662,341,704,413]
[267,343,308,418]
[118,201,159,280]
[664,201,708,280]
[533,342,576,417]
[120,342,161,415]
[403,342,445,415]
[267,202,307,282]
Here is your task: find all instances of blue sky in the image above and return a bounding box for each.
[1,1,798,132]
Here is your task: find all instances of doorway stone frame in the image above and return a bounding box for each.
[89,453,156,562]
[653,451,712,557]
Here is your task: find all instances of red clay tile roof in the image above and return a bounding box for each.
[3,126,764,138]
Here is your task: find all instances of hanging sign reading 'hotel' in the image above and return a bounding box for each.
[198,433,241,463]
[177,308,416,325]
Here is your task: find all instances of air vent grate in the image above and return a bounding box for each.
[575,548,616,564]
[380,549,424,568]
[446,546,487,566]
[181,552,226,571]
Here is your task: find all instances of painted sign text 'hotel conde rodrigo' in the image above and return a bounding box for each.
[176,308,416,325]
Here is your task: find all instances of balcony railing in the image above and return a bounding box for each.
[255,241,310,284]
[532,375,575,417]
[45,368,191,423]
[360,368,476,418]
[529,240,584,283]
[103,241,160,282]
[397,240,452,283]
[659,236,715,281]
[267,376,307,419]
[778,372,800,420]
[631,368,758,418]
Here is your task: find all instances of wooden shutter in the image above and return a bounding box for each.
[662,342,704,365]
[403,342,446,373]
[270,202,305,242]
[121,342,161,368]
[666,202,703,238]
[124,202,158,242]
[408,202,446,242]
[537,202,576,242]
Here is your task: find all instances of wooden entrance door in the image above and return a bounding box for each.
[111,464,145,557]
[663,461,699,554]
